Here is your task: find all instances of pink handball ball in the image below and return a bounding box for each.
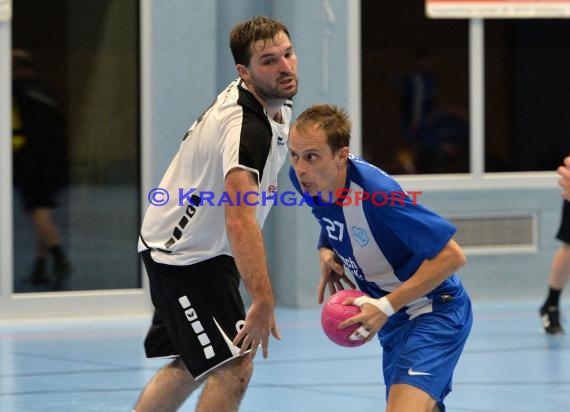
[321,289,367,347]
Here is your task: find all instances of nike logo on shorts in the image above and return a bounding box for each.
[407,368,432,376]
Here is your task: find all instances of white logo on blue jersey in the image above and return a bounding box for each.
[352,226,369,246]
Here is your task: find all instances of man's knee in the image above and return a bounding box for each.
[212,355,253,389]
[227,354,253,380]
[387,383,437,412]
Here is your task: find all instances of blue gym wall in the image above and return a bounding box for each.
[146,0,563,308]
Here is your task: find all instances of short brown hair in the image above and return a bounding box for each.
[293,104,351,154]
[229,16,291,66]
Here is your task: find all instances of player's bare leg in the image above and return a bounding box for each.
[386,383,439,412]
[134,358,202,411]
[30,207,62,247]
[196,354,253,411]
[30,207,72,289]
[547,243,570,290]
[540,243,570,333]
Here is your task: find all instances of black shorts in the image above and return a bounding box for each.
[556,200,570,244]
[141,250,246,379]
[19,183,61,210]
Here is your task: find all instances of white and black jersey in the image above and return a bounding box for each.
[138,79,292,266]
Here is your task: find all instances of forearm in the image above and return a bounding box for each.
[558,159,570,200]
[385,240,465,312]
[226,214,274,306]
[224,168,274,305]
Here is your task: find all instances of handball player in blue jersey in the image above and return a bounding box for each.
[288,104,472,412]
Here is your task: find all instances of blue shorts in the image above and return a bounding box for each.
[379,295,473,412]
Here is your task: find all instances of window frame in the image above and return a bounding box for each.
[0,4,557,319]
[0,0,151,319]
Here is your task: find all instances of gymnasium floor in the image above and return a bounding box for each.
[1,301,569,411]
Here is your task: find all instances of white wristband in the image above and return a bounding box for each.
[353,295,395,317]
[376,296,396,316]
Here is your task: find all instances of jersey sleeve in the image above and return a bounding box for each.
[363,176,456,260]
[221,110,271,183]
[317,227,332,250]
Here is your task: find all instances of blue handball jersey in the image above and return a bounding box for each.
[289,154,468,324]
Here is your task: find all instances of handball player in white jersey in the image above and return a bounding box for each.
[134,16,298,411]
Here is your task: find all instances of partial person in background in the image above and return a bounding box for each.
[539,156,570,334]
[399,47,437,174]
[557,155,570,200]
[134,16,298,411]
[424,104,469,173]
[12,49,72,290]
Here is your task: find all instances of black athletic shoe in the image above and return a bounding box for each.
[53,260,73,291]
[540,305,564,335]
[26,258,50,285]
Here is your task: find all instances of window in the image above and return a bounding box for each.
[361,0,470,175]
[484,19,570,172]
[12,0,140,292]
